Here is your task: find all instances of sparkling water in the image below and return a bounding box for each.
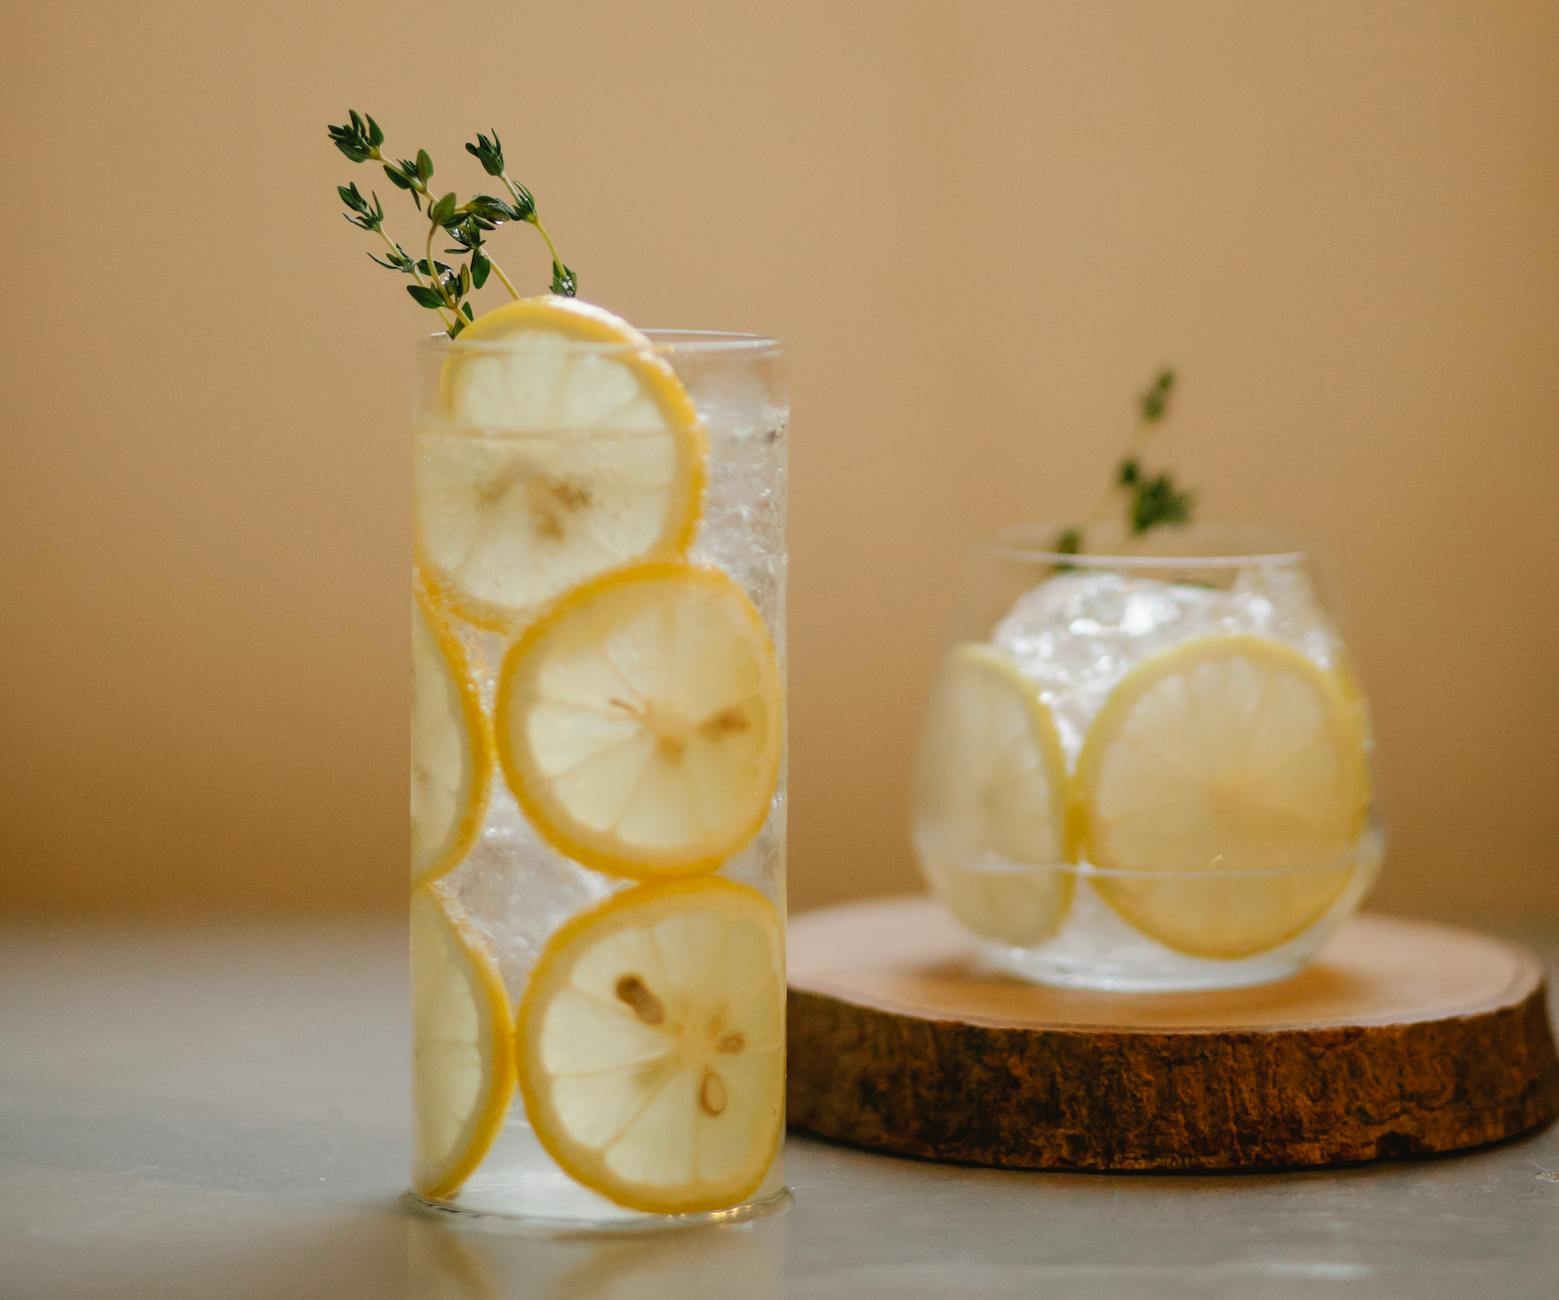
[416,341,789,1225]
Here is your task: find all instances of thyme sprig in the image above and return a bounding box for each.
[1056,369,1195,558]
[327,110,575,336]
[465,132,576,297]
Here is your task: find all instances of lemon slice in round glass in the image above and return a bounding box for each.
[411,886,515,1199]
[412,581,490,886]
[914,644,1075,945]
[1075,634,1369,959]
[516,878,784,1215]
[495,562,782,880]
[417,296,706,631]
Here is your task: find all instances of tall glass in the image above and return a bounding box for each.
[409,322,787,1228]
[913,525,1383,992]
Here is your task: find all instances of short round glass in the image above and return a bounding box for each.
[912,525,1384,992]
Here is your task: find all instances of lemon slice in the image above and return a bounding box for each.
[1076,634,1368,959]
[416,297,706,631]
[516,878,784,1214]
[412,581,490,886]
[411,886,515,1199]
[495,562,782,879]
[914,644,1075,944]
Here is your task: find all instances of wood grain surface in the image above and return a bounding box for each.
[787,897,1559,1169]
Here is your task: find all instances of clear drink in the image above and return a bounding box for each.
[913,526,1383,991]
[409,307,788,1227]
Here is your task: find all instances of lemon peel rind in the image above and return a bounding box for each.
[412,576,493,888]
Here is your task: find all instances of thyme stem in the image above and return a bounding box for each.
[329,111,577,333]
[487,256,521,300]
[1056,369,1194,558]
[378,226,456,331]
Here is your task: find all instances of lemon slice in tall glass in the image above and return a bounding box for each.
[495,562,782,879]
[417,297,706,630]
[411,581,490,886]
[411,887,515,1199]
[516,879,784,1214]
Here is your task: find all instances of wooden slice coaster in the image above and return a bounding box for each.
[786,897,1559,1170]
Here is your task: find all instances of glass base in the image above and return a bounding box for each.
[967,861,1378,992]
[930,844,1383,993]
[405,1117,788,1233]
[981,942,1307,992]
[403,1185,792,1237]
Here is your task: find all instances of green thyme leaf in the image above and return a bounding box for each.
[367,248,414,273]
[1128,472,1194,535]
[465,131,505,177]
[336,182,385,232]
[1056,368,1196,555]
[1051,525,1083,571]
[327,112,378,163]
[1140,369,1175,423]
[465,195,512,224]
[508,184,536,222]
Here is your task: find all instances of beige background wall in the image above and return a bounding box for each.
[2,1,1556,922]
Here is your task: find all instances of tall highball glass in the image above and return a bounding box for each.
[409,316,787,1228]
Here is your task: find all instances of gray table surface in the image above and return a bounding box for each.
[2,919,1556,1299]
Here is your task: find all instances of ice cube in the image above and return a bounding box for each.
[991,566,1340,758]
[715,789,787,909]
[690,420,787,634]
[1225,562,1341,670]
[447,783,620,1003]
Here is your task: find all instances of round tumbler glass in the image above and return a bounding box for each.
[912,525,1384,992]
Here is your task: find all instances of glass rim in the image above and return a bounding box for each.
[981,522,1314,569]
[943,853,1377,882]
[418,327,783,358]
